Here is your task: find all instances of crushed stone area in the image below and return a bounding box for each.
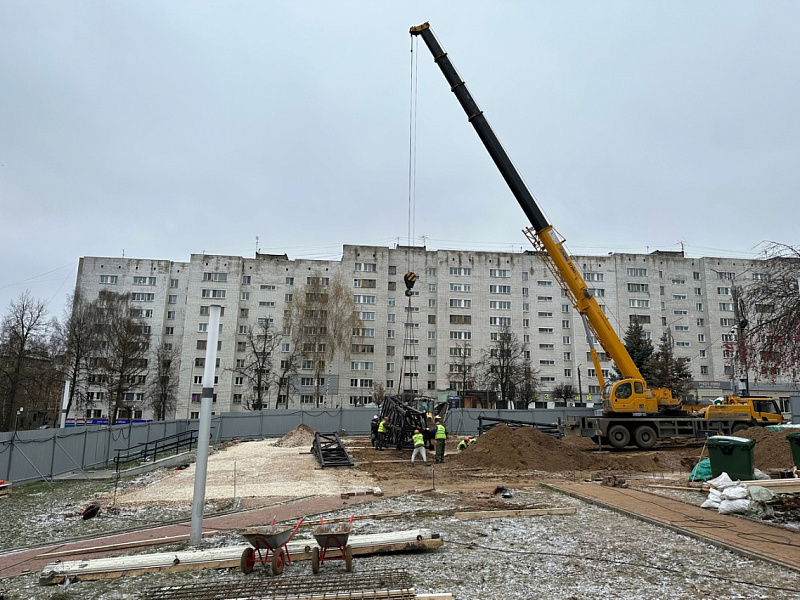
[113,438,377,506]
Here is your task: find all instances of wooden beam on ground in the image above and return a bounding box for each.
[454,507,576,520]
[35,531,219,559]
[39,528,443,584]
[646,485,705,492]
[738,479,800,492]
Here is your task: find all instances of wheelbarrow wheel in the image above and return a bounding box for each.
[240,547,255,574]
[311,547,320,574]
[344,544,353,572]
[271,547,285,575]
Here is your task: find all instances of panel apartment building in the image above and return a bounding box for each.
[74,245,793,421]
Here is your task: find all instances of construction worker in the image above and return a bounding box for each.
[457,436,471,452]
[433,416,446,463]
[370,415,380,447]
[377,416,389,450]
[411,429,427,464]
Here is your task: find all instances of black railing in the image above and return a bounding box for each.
[113,430,199,472]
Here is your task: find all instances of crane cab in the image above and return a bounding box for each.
[602,379,674,415]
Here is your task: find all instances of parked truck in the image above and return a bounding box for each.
[409,22,783,449]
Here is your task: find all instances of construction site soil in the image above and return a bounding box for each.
[2,425,799,600]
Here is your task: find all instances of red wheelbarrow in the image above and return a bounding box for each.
[311,516,354,574]
[239,517,304,575]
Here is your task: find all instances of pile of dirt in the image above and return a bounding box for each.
[274,423,316,448]
[451,424,682,474]
[731,426,800,471]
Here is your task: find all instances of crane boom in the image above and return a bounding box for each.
[410,22,678,414]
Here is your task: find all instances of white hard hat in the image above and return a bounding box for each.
[373,415,378,419]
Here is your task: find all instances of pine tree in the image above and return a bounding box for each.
[647,333,694,400]
[613,320,655,381]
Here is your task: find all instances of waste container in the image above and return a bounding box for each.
[787,433,800,469]
[705,435,755,481]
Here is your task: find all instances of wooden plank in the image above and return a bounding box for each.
[35,530,219,559]
[416,595,453,600]
[739,479,800,491]
[454,507,576,520]
[646,485,705,492]
[40,529,442,584]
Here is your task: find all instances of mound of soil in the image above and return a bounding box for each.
[274,423,316,448]
[450,424,683,474]
[731,426,800,471]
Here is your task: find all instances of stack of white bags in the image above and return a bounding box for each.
[701,471,774,517]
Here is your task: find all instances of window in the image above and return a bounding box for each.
[629,299,649,308]
[522,287,529,297]
[351,361,374,370]
[261,284,276,290]
[300,395,314,405]
[203,272,227,282]
[694,287,702,295]
[167,310,176,320]
[242,275,251,285]
[355,263,377,272]
[450,282,472,292]
[696,303,704,312]
[281,342,290,352]
[387,266,397,275]
[716,271,735,280]
[351,344,375,354]
[354,278,377,288]
[522,272,529,281]
[627,268,647,277]
[717,287,731,295]
[449,298,472,308]
[676,341,691,347]
[200,306,225,316]
[561,320,570,328]
[428,331,436,339]
[387,313,395,323]
[693,272,701,280]
[450,331,472,340]
[540,359,555,366]
[240,308,249,318]
[259,301,276,307]
[489,269,511,278]
[700,366,708,375]
[239,325,249,334]
[630,314,651,325]
[133,276,156,286]
[489,285,511,294]
[539,343,554,350]
[587,289,604,297]
[387,362,395,372]
[697,334,706,342]
[354,294,377,304]
[697,318,705,327]
[673,294,687,300]
[538,311,553,318]
[541,377,556,383]
[387,329,395,338]
[699,349,707,358]
[100,275,118,284]
[673,310,688,316]
[198,323,208,332]
[449,267,471,276]
[563,351,571,360]
[671,279,686,285]
[490,301,511,310]
[359,311,375,321]
[752,272,769,281]
[427,364,436,373]
[584,272,604,282]
[131,293,155,302]
[428,267,436,277]
[523,303,530,312]
[237,342,247,351]
[719,303,734,311]
[449,346,471,357]
[450,315,471,324]
[523,319,530,327]
[537,296,553,302]
[674,325,690,332]
[285,277,294,285]
[241,291,250,300]
[165,327,174,335]
[537,280,552,287]
[490,316,511,326]
[428,283,436,292]
[562,335,571,344]
[720,318,733,327]
[201,289,226,298]
[233,394,243,403]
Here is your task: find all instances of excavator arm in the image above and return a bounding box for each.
[410,22,679,414]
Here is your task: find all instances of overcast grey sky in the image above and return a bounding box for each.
[1,1,798,319]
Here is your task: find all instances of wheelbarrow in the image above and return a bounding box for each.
[239,517,304,575]
[311,516,354,573]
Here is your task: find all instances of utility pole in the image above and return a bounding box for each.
[577,365,583,403]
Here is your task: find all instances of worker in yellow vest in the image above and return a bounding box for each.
[411,429,427,464]
[433,416,446,463]
[377,416,389,450]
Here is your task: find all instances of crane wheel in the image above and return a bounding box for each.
[607,425,631,449]
[633,425,657,450]
[731,423,750,433]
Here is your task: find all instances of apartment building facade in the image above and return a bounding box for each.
[74,246,793,421]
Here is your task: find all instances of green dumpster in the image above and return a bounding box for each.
[787,433,800,469]
[706,435,755,481]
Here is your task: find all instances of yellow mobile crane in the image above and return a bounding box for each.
[410,23,781,448]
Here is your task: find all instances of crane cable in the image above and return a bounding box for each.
[407,33,419,272]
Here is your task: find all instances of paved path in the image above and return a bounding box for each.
[0,494,377,580]
[547,482,800,572]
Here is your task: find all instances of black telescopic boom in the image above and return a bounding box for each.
[410,22,550,232]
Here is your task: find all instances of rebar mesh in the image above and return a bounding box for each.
[139,568,415,600]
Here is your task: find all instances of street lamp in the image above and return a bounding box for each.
[14,407,23,432]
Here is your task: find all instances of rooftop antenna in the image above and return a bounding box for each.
[122,249,125,257]
[255,235,260,255]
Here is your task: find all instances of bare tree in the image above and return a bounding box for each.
[446,342,477,399]
[372,381,386,406]
[741,243,800,383]
[552,383,576,405]
[0,292,52,431]
[94,292,151,425]
[145,343,179,420]
[275,343,301,408]
[54,292,99,423]
[289,275,363,407]
[516,358,541,408]
[477,324,527,409]
[230,319,280,410]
